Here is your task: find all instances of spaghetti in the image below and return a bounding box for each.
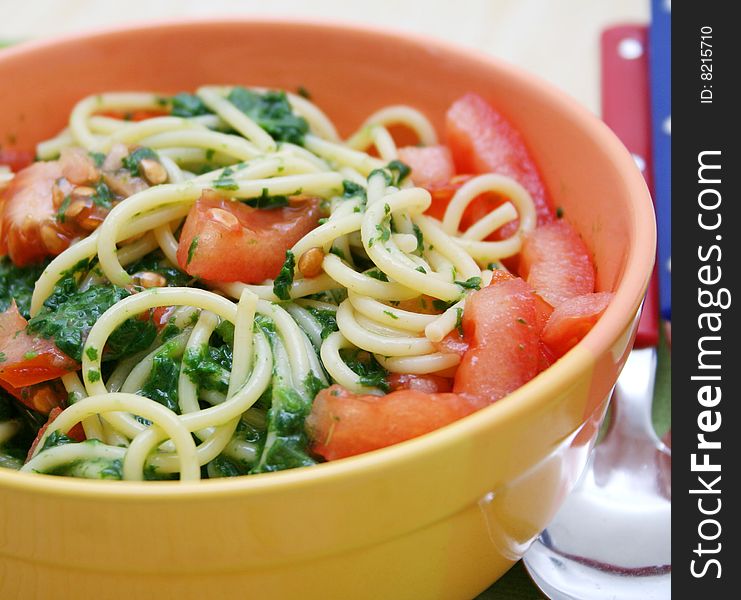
[0,86,546,481]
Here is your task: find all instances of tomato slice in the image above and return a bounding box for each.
[453,276,540,401]
[541,292,613,358]
[445,93,555,230]
[387,373,452,394]
[307,384,487,461]
[519,220,595,308]
[397,145,455,189]
[0,303,77,388]
[177,191,322,283]
[26,406,86,461]
[0,148,35,173]
[0,161,68,266]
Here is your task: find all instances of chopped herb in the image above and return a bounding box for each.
[0,256,49,319]
[387,159,411,185]
[170,93,211,118]
[305,307,338,340]
[0,352,5,363]
[383,310,399,320]
[339,348,389,392]
[272,251,295,301]
[91,180,113,209]
[56,194,71,223]
[303,372,326,400]
[365,268,389,282]
[384,203,391,215]
[205,148,215,161]
[375,223,391,244]
[415,266,427,274]
[296,85,312,99]
[213,166,239,191]
[556,206,564,219]
[368,168,392,186]
[85,347,99,360]
[432,299,454,311]
[121,147,159,177]
[22,351,38,360]
[516,317,528,325]
[227,87,309,145]
[87,369,101,383]
[342,180,366,201]
[318,217,329,225]
[186,237,199,266]
[141,343,182,412]
[88,151,106,168]
[412,223,424,254]
[183,343,232,394]
[28,284,156,362]
[40,430,76,453]
[486,262,500,271]
[126,251,192,287]
[244,188,289,209]
[455,308,464,336]
[328,246,346,260]
[456,276,482,290]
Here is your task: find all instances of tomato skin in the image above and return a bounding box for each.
[388,373,452,394]
[453,277,540,401]
[0,149,35,172]
[445,93,554,228]
[307,384,487,461]
[542,292,613,358]
[519,220,595,308]
[0,303,77,388]
[0,161,66,266]
[397,145,455,188]
[177,192,322,283]
[26,406,85,462]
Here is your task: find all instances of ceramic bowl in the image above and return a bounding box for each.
[0,19,654,600]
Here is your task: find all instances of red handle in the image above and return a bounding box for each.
[600,25,659,348]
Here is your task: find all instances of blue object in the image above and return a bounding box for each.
[649,0,671,321]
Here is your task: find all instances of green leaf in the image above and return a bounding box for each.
[227,87,309,145]
[272,251,295,301]
[170,93,211,118]
[121,147,159,177]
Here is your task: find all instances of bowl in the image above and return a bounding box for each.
[0,18,655,600]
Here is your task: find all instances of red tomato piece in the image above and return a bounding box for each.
[0,303,77,388]
[0,161,68,266]
[519,220,595,308]
[176,191,322,283]
[26,406,86,462]
[0,148,35,172]
[541,292,614,358]
[445,93,554,229]
[1,378,67,415]
[397,145,455,188]
[453,277,540,401]
[388,373,453,394]
[307,384,488,461]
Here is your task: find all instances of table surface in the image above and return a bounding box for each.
[0,1,655,597]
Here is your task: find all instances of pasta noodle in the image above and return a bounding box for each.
[1,85,538,482]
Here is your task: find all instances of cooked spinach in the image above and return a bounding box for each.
[140,341,182,413]
[121,147,159,177]
[0,257,49,319]
[339,348,389,392]
[305,307,338,340]
[182,343,232,395]
[170,93,211,118]
[227,87,309,145]
[28,284,156,362]
[244,188,289,209]
[272,250,295,301]
[126,251,192,287]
